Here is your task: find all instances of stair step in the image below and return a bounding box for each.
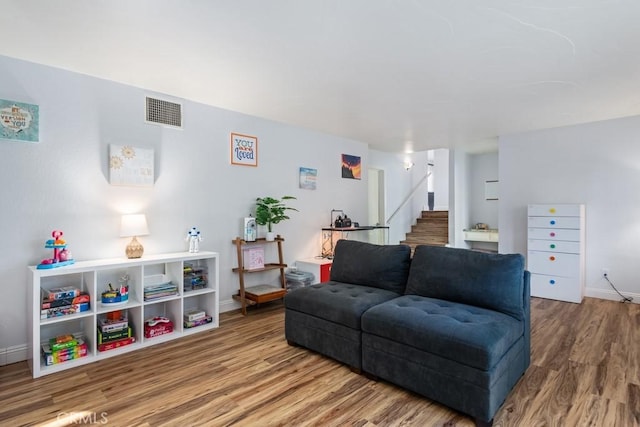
[412,225,448,231]
[421,211,448,219]
[404,210,449,249]
[411,234,447,239]
[417,219,447,224]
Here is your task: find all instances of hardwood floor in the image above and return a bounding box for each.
[1,297,639,426]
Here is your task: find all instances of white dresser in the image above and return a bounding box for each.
[527,204,585,303]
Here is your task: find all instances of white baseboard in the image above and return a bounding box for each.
[0,344,28,365]
[219,298,241,313]
[585,287,638,303]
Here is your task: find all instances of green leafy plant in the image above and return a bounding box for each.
[255,196,298,232]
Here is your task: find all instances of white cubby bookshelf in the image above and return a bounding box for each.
[28,251,219,378]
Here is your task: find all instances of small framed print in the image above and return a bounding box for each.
[109,144,154,187]
[485,180,499,200]
[341,154,361,180]
[299,167,317,190]
[0,99,39,142]
[231,133,258,166]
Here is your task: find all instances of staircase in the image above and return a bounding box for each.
[400,210,449,252]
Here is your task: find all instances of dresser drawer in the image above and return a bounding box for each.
[528,251,580,277]
[527,239,581,254]
[530,273,583,303]
[528,204,583,217]
[527,216,581,229]
[528,228,581,242]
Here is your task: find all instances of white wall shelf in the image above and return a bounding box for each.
[463,229,499,243]
[28,251,219,378]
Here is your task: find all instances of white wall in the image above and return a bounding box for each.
[468,152,499,229]
[499,116,640,302]
[449,149,470,248]
[368,150,417,245]
[432,149,450,211]
[0,55,374,362]
[467,152,499,251]
[409,150,432,217]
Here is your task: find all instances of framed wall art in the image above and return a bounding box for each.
[341,154,361,180]
[299,167,317,190]
[231,132,258,166]
[485,180,499,200]
[109,144,154,187]
[0,99,39,142]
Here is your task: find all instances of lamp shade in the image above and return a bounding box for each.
[120,214,149,237]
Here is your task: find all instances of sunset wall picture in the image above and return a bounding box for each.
[341,154,361,180]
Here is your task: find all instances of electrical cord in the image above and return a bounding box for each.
[604,273,633,303]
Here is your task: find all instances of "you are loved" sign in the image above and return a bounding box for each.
[231,132,258,167]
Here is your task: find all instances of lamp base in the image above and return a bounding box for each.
[126,236,144,259]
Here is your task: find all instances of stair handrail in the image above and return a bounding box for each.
[386,166,432,225]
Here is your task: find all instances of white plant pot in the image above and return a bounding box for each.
[265,232,275,241]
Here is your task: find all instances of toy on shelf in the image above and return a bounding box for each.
[186,227,202,253]
[37,230,75,269]
[144,316,174,338]
[101,274,129,305]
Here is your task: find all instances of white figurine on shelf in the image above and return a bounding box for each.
[186,227,202,253]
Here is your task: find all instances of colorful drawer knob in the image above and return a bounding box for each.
[549,279,556,285]
[549,208,556,213]
[550,244,556,249]
[550,232,556,237]
[550,220,556,225]
[549,256,556,261]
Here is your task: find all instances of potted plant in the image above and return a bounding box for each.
[255,196,298,241]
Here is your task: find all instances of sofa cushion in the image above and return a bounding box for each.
[329,240,411,294]
[405,245,525,320]
[284,282,401,330]
[361,295,524,370]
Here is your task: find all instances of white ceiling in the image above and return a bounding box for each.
[2,1,640,153]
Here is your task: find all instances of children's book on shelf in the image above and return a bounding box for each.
[41,291,90,309]
[96,310,135,351]
[97,336,135,352]
[41,335,88,366]
[98,312,128,333]
[184,315,213,329]
[183,308,206,322]
[49,334,78,351]
[143,283,178,301]
[44,286,81,301]
[97,326,133,345]
[41,302,90,319]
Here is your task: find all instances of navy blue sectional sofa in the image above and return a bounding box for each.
[284,240,530,427]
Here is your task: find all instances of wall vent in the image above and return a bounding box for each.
[145,96,182,128]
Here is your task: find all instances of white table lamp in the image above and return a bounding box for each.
[120,214,149,259]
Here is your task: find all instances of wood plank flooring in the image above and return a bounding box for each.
[1,297,639,426]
